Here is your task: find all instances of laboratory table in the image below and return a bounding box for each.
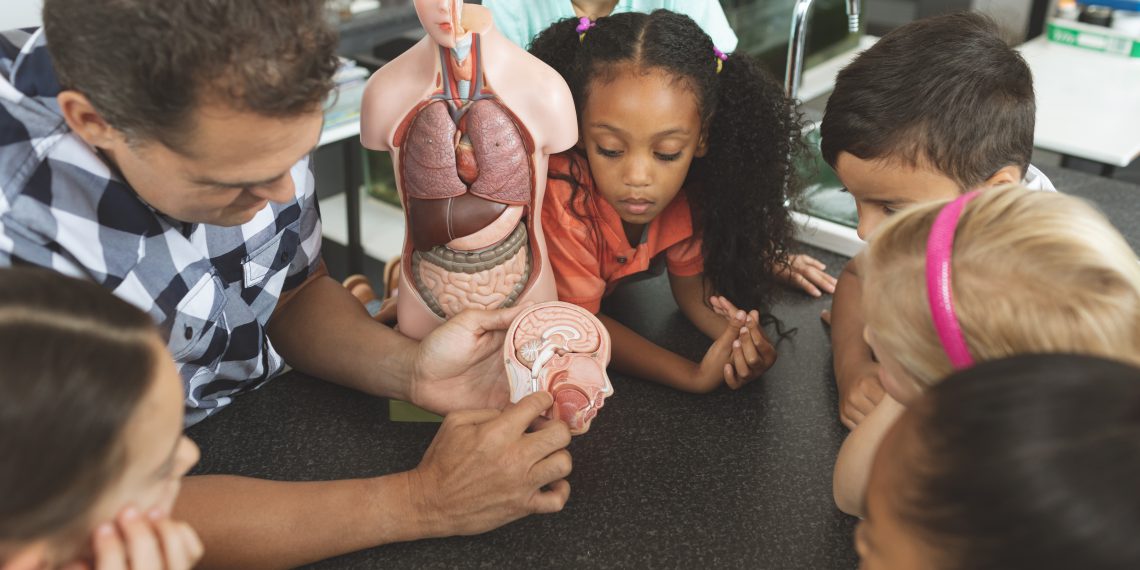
[187,164,1139,569]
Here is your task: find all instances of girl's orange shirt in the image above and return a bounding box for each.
[541,152,704,313]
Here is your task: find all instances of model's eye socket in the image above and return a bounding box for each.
[655,151,682,162]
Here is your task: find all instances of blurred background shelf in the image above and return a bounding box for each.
[319,186,405,263]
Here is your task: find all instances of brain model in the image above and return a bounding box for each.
[503,301,613,435]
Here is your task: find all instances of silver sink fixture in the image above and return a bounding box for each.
[785,0,861,100]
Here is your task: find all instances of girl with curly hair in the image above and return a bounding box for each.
[529,10,834,393]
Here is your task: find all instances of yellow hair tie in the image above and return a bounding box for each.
[714,47,727,74]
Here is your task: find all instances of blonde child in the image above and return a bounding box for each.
[833,186,1140,516]
[0,268,201,570]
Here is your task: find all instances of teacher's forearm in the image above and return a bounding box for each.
[175,473,426,570]
[267,265,416,400]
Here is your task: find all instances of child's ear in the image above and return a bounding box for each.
[695,132,709,158]
[983,165,1023,187]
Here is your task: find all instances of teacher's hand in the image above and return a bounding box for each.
[408,392,572,537]
[409,304,530,414]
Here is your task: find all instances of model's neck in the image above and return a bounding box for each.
[449,33,473,68]
[571,0,619,19]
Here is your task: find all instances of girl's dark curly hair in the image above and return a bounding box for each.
[529,10,805,311]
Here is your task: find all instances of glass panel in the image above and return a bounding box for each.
[796,124,858,227]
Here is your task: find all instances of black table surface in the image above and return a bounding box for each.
[187,165,1138,569]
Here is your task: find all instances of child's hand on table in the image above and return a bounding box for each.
[706,297,778,389]
[776,254,837,298]
[839,362,886,429]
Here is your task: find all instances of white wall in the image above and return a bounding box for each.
[0,0,43,30]
[973,0,1033,43]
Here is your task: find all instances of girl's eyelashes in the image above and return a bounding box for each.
[595,145,622,158]
[593,145,683,162]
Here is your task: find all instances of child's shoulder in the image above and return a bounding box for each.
[546,151,593,197]
[548,150,589,178]
[544,151,595,234]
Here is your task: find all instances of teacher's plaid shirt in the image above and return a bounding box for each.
[0,29,324,426]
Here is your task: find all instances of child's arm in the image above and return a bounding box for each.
[598,310,768,393]
[669,273,734,340]
[668,272,778,389]
[833,394,906,517]
[830,254,886,429]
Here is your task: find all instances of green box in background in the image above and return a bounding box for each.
[1046,19,1140,58]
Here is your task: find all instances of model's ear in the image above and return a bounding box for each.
[983,164,1022,187]
[58,89,122,149]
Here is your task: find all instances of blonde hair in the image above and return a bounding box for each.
[864,185,1140,387]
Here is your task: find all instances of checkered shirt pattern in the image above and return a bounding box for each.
[0,29,324,426]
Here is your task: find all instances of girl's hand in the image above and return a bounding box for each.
[709,295,754,322]
[695,309,777,390]
[694,316,743,390]
[776,254,837,298]
[79,507,204,570]
[725,310,777,389]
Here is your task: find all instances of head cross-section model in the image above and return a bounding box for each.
[504,302,613,435]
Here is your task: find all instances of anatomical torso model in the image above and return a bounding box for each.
[361,0,578,340]
[504,302,613,435]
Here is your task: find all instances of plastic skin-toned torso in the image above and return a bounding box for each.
[360,0,578,340]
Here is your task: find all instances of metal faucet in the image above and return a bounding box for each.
[785,0,861,100]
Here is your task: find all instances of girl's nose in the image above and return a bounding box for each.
[623,154,652,188]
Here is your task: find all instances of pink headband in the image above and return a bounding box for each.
[925,190,980,369]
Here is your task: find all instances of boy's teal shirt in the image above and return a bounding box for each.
[483,0,738,52]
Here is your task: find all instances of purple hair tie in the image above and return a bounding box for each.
[925,190,981,369]
[713,47,727,73]
[577,17,595,42]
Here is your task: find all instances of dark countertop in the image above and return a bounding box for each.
[187,166,1138,569]
[1038,165,1140,253]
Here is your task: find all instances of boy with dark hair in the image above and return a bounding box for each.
[0,1,573,567]
[821,11,1055,429]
